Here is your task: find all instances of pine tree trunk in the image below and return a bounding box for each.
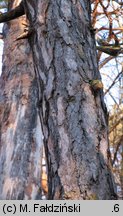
[0,0,43,199]
[24,0,117,199]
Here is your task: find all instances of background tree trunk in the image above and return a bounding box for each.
[25,0,117,199]
[0,0,43,199]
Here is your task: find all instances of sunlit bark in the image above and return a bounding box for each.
[25,0,117,199]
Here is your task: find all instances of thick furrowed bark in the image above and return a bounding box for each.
[24,0,117,199]
[0,0,43,200]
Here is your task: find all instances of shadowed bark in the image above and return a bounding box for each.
[0,0,43,199]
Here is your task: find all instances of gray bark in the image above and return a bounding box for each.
[0,0,43,199]
[24,0,117,199]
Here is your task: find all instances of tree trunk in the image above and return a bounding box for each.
[0,0,43,199]
[24,0,117,199]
